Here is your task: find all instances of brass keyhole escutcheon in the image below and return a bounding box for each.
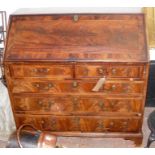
[38,100,43,106]
[72,81,78,88]
[72,97,79,110]
[48,83,53,88]
[73,15,79,22]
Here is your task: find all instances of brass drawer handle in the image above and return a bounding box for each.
[47,101,54,109]
[51,119,57,131]
[73,117,80,127]
[124,85,131,93]
[32,68,50,73]
[41,120,45,124]
[111,68,117,75]
[19,104,28,110]
[38,100,43,106]
[123,121,128,125]
[35,83,40,88]
[111,84,116,90]
[122,121,128,129]
[34,83,53,90]
[37,100,54,110]
[97,68,105,75]
[72,81,78,88]
[40,120,46,128]
[97,120,104,130]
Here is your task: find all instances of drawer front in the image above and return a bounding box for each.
[15,115,141,132]
[76,64,144,78]
[11,79,144,94]
[9,64,73,78]
[13,96,142,114]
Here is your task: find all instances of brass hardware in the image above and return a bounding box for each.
[109,121,114,127]
[43,68,50,73]
[73,117,80,127]
[73,15,79,22]
[124,84,131,93]
[111,68,117,74]
[72,97,78,110]
[48,101,54,105]
[110,101,115,107]
[32,68,38,72]
[111,84,116,91]
[19,104,27,110]
[123,121,128,125]
[48,83,53,88]
[32,68,50,73]
[143,68,146,74]
[98,123,103,129]
[72,97,78,102]
[97,120,104,130]
[45,101,54,110]
[98,68,104,74]
[38,100,43,106]
[35,83,40,88]
[41,120,45,124]
[51,119,56,124]
[50,120,57,131]
[72,81,78,88]
[34,83,53,90]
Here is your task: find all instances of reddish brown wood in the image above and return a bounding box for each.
[76,63,145,79]
[13,95,142,114]
[9,64,73,79]
[4,11,149,147]
[4,14,148,63]
[15,114,141,132]
[10,79,144,94]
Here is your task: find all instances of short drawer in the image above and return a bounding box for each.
[9,64,73,79]
[11,79,144,95]
[13,95,142,114]
[76,64,145,78]
[15,115,141,132]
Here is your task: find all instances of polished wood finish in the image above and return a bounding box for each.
[13,95,142,115]
[15,114,141,132]
[4,11,149,147]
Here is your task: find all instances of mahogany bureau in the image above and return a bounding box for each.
[4,10,149,146]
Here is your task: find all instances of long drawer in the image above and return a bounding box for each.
[10,79,144,94]
[15,114,141,132]
[13,95,143,114]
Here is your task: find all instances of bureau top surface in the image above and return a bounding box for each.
[4,13,149,63]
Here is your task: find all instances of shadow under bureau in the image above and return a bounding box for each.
[4,10,149,146]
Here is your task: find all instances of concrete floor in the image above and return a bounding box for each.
[0,107,155,148]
